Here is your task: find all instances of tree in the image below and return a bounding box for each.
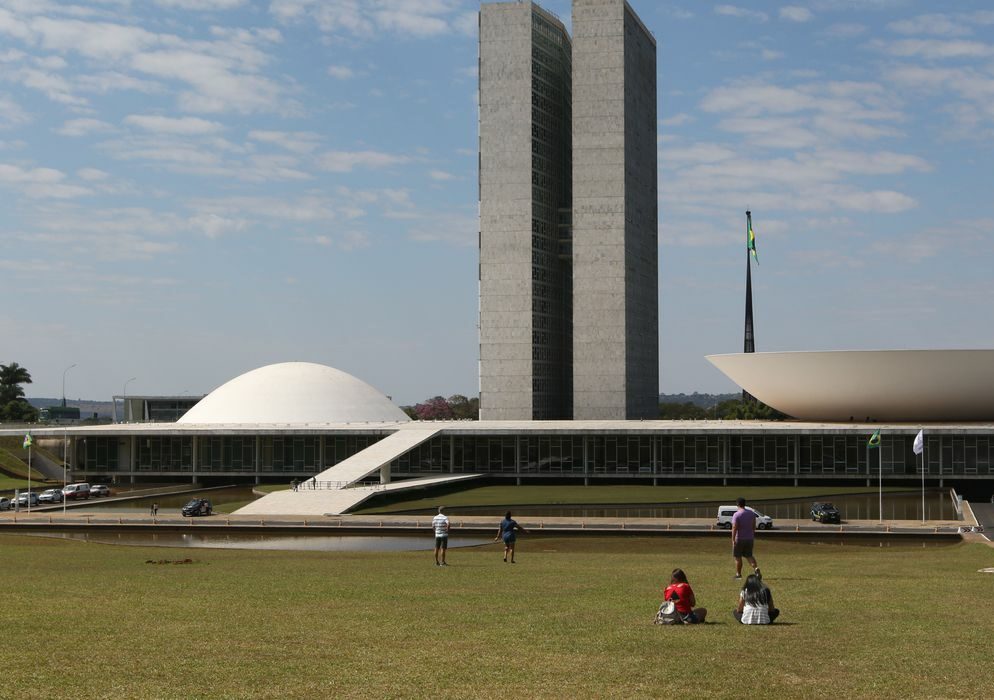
[447,394,479,420]
[0,362,38,422]
[0,362,31,404]
[413,396,455,420]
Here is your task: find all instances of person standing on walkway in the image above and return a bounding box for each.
[494,510,527,563]
[732,497,760,579]
[432,506,450,566]
[150,502,158,518]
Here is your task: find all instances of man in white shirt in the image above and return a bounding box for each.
[432,506,450,566]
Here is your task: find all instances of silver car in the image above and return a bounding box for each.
[38,488,64,504]
[0,497,10,511]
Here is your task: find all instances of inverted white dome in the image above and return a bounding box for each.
[707,350,994,422]
[178,362,410,424]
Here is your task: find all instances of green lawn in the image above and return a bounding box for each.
[355,484,909,514]
[0,533,991,698]
[0,475,31,492]
[0,447,48,481]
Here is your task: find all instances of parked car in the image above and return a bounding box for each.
[90,484,111,497]
[62,483,91,500]
[38,488,64,504]
[716,505,775,530]
[14,492,40,508]
[181,498,213,517]
[0,497,10,511]
[811,502,842,523]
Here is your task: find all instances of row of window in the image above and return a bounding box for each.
[81,435,383,473]
[77,433,994,477]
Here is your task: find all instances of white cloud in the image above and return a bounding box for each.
[249,129,322,154]
[0,162,91,198]
[0,10,292,114]
[154,0,247,9]
[874,38,994,60]
[429,169,454,181]
[780,6,813,22]
[77,167,109,181]
[762,49,784,60]
[887,14,972,37]
[318,150,409,172]
[714,5,768,22]
[188,212,247,238]
[271,0,475,38]
[124,114,224,134]
[407,211,478,246]
[0,94,29,129]
[661,113,693,127]
[327,64,354,80]
[56,118,113,136]
[824,23,866,38]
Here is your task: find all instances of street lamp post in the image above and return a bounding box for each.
[62,363,77,512]
[122,377,137,423]
[62,363,77,408]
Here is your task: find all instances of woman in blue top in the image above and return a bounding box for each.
[494,510,527,563]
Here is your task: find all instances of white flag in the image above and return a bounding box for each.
[913,429,924,455]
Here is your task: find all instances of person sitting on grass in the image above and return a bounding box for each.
[663,568,707,624]
[733,573,780,624]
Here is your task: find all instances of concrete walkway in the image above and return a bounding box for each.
[0,509,968,537]
[234,474,481,516]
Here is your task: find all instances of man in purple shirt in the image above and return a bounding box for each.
[731,497,761,579]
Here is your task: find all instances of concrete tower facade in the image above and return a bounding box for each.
[571,0,658,420]
[479,2,573,420]
[479,0,657,421]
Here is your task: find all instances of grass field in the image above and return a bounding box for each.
[0,475,31,492]
[354,484,909,514]
[1,532,991,698]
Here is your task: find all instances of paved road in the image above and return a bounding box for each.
[970,502,994,541]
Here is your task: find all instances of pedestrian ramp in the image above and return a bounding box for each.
[234,473,482,516]
[313,427,442,486]
[233,427,482,516]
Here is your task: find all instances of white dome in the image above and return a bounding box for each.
[178,362,410,424]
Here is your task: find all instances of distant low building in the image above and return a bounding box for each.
[113,395,204,423]
[40,405,80,423]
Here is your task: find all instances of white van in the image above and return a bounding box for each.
[716,505,774,530]
[62,483,91,500]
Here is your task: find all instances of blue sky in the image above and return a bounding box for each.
[1,0,992,405]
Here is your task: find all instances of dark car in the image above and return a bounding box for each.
[811,502,841,523]
[181,498,213,517]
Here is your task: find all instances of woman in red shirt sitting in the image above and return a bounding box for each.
[664,568,708,624]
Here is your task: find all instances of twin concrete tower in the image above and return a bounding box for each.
[479,0,658,420]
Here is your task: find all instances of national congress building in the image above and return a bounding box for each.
[479,0,658,421]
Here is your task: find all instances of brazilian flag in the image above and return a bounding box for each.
[868,429,881,449]
[22,433,32,449]
[747,211,758,264]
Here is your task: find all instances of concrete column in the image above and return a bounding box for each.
[130,435,136,484]
[380,461,391,484]
[192,435,198,485]
[256,435,261,484]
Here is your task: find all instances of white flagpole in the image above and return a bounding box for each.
[27,443,32,513]
[921,437,925,523]
[878,438,882,522]
[64,427,68,516]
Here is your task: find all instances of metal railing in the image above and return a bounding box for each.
[289,480,386,491]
